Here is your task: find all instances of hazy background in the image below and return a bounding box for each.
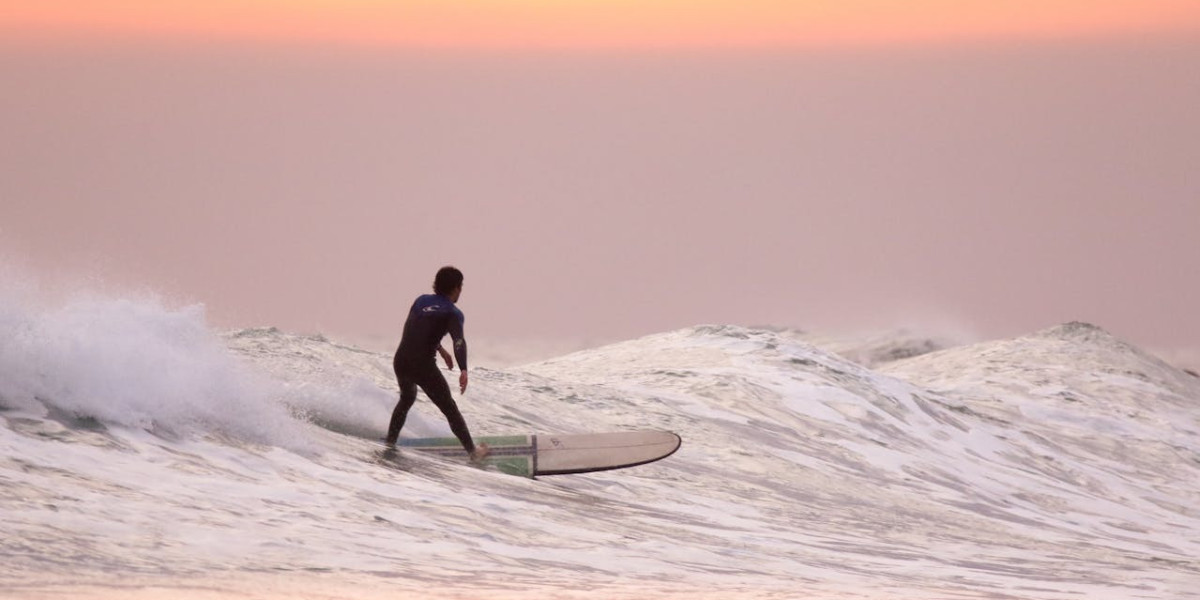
[2,33,1198,352]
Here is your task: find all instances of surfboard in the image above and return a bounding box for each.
[396,430,681,478]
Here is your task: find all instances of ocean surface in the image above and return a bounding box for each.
[2,293,1198,599]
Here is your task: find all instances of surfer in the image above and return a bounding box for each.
[386,266,490,462]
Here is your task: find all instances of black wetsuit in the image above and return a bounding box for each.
[386,293,475,452]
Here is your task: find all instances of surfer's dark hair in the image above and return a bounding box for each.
[433,266,464,296]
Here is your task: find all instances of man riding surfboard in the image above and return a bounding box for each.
[386,266,489,462]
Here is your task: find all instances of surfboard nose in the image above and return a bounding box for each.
[534,430,682,476]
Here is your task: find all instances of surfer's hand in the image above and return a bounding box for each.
[459,370,469,393]
[438,346,454,370]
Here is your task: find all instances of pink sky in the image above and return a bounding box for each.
[1,27,1198,351]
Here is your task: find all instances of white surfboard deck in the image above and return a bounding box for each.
[396,430,681,477]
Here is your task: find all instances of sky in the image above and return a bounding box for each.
[5,1,1200,49]
[2,1,1199,352]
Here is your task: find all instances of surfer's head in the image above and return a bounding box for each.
[434,266,464,301]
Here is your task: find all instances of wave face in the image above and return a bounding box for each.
[2,295,1199,599]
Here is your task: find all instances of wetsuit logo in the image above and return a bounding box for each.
[422,305,441,313]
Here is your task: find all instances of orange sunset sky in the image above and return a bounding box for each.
[4,0,1200,49]
[3,0,1199,352]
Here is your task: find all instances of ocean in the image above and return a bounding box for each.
[2,293,1198,599]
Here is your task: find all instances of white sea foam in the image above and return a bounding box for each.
[0,282,313,450]
[2,288,1199,599]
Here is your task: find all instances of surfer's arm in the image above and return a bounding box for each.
[447,311,468,392]
[437,344,453,369]
[447,312,468,372]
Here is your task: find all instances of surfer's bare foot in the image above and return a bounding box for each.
[469,443,491,463]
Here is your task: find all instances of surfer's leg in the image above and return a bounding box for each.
[386,379,418,445]
[417,368,477,454]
